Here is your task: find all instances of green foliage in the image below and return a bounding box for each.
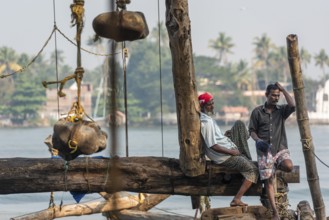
[125,37,175,120]
[5,73,46,125]
[0,29,326,126]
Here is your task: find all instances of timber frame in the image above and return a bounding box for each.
[2,0,321,219]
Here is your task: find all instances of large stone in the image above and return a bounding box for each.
[51,119,107,161]
[93,10,149,42]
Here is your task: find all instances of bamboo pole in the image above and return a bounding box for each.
[286,34,326,220]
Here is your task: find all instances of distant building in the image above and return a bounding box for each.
[216,106,249,125]
[40,83,93,121]
[308,80,329,124]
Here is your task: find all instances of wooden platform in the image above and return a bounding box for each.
[201,205,274,220]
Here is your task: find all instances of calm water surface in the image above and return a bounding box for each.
[1,124,329,219]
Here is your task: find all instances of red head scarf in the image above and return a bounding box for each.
[198,92,213,107]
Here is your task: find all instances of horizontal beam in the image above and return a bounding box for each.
[0,157,299,196]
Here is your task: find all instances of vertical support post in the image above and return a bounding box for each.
[165,0,205,177]
[286,34,326,220]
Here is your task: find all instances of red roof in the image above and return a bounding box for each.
[220,106,249,114]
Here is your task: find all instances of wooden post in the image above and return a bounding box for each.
[165,0,205,177]
[286,34,326,220]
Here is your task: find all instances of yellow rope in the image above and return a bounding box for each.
[68,140,78,154]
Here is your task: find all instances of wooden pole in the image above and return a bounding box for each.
[11,192,140,220]
[0,157,298,195]
[286,34,326,220]
[165,0,205,177]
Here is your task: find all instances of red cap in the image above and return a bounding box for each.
[198,92,213,106]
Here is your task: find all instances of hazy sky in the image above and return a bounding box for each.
[1,0,329,79]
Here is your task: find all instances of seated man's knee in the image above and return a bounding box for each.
[280,159,293,172]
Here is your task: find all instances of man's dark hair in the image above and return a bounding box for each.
[265,83,279,96]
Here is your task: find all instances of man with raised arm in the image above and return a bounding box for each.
[249,82,295,220]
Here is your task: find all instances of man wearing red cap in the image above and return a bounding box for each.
[198,92,259,207]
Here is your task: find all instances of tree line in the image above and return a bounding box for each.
[0,24,325,126]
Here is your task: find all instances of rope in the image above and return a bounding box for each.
[0,27,55,79]
[275,191,294,219]
[48,0,60,211]
[52,2,61,119]
[84,156,91,192]
[168,158,175,194]
[312,150,329,168]
[56,27,121,57]
[300,137,329,168]
[59,160,69,211]
[300,138,312,150]
[102,159,111,191]
[122,42,129,157]
[157,0,164,157]
[152,207,194,218]
[0,25,120,79]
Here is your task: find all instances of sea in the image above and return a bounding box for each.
[1,124,329,219]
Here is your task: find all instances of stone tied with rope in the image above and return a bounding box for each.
[51,118,107,161]
[92,0,149,42]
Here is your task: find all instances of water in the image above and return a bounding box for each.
[1,124,329,219]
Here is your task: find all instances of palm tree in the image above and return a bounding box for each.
[300,47,312,69]
[208,32,235,65]
[150,21,169,47]
[0,47,22,106]
[252,33,273,85]
[0,47,21,76]
[234,60,252,91]
[314,49,329,80]
[50,50,65,66]
[268,46,289,83]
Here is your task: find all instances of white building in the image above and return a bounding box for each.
[308,80,329,124]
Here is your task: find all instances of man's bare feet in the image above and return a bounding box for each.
[272,213,280,220]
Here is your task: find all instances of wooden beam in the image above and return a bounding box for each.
[165,0,205,177]
[0,157,299,196]
[106,210,193,220]
[11,192,139,220]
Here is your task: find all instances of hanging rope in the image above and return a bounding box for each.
[122,42,129,157]
[157,0,164,157]
[48,0,60,210]
[0,25,119,79]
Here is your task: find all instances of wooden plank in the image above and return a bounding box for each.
[201,206,272,220]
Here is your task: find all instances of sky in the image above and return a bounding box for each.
[1,0,329,80]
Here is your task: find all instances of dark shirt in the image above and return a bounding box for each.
[248,102,295,155]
